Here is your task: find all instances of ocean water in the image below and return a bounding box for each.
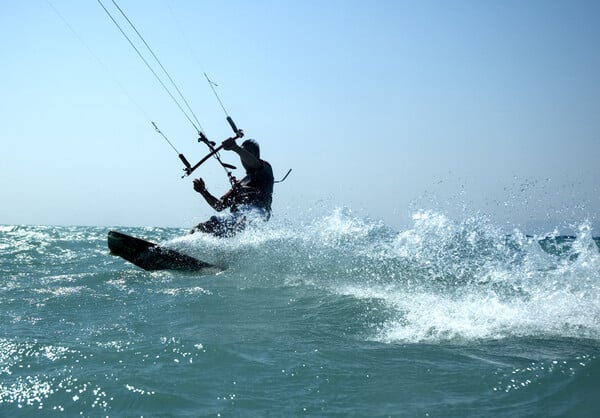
[1,209,599,417]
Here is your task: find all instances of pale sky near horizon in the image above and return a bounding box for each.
[1,0,599,233]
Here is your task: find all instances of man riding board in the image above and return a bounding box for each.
[191,137,274,237]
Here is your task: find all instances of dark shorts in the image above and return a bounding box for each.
[191,206,269,237]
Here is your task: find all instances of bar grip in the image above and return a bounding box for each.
[179,154,191,170]
[227,116,239,134]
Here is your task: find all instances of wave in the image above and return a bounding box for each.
[167,208,600,343]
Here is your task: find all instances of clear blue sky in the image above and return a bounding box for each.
[1,0,599,232]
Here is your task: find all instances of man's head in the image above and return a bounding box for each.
[242,139,260,159]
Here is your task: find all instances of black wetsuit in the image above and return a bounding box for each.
[230,160,274,216]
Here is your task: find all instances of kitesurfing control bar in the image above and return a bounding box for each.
[181,128,244,178]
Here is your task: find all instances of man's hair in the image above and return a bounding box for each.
[242,139,260,158]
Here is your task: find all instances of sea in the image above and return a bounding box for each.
[1,208,599,417]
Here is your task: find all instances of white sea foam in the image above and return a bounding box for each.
[327,210,600,343]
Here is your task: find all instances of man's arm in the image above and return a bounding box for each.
[222,137,261,170]
[193,178,231,212]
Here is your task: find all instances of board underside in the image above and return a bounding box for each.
[108,230,212,272]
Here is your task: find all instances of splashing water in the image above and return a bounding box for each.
[160,208,600,344]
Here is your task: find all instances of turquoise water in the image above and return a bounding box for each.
[1,210,599,417]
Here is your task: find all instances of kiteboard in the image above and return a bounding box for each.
[107,230,212,272]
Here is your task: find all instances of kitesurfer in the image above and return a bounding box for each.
[191,138,274,237]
